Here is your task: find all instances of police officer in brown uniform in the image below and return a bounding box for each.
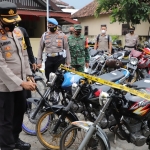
[37,18,71,81]
[0,1,36,150]
[125,25,139,50]
[94,24,112,54]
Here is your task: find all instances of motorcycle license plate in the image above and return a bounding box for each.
[127,63,137,70]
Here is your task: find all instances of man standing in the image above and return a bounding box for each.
[125,25,139,50]
[0,1,36,150]
[94,24,112,54]
[68,24,90,72]
[67,26,74,36]
[37,18,71,81]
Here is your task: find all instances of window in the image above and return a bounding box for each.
[84,26,88,36]
[122,24,129,35]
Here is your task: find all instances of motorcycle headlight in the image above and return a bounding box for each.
[99,56,105,63]
[49,73,57,86]
[130,57,138,65]
[99,91,109,106]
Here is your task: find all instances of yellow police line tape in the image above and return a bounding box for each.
[60,64,150,101]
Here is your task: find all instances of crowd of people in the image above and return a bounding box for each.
[0,1,139,150]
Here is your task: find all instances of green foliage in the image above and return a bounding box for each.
[111,35,119,42]
[95,0,150,25]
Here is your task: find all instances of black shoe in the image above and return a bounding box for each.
[15,138,31,150]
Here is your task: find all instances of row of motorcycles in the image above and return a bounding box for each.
[22,42,150,150]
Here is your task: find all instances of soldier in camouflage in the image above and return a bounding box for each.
[68,24,90,72]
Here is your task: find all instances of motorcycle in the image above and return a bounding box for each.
[126,48,150,83]
[60,78,150,150]
[35,67,129,149]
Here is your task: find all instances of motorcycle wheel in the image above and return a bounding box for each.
[22,107,51,135]
[60,125,106,150]
[36,111,73,150]
[22,79,47,135]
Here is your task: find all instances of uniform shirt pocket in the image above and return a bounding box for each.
[45,39,51,47]
[1,45,14,61]
[132,39,137,45]
[56,39,63,48]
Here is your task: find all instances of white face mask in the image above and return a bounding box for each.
[101,30,106,34]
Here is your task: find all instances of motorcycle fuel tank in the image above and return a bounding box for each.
[61,72,83,90]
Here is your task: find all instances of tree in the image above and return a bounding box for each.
[95,0,150,25]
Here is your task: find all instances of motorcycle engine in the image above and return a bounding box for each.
[123,117,150,146]
[99,114,116,129]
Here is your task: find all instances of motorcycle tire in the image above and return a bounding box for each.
[60,125,106,150]
[36,111,75,150]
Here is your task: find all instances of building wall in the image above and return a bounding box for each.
[30,38,41,57]
[78,15,149,46]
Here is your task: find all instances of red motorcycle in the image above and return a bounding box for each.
[127,47,150,83]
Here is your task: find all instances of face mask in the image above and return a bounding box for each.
[49,27,57,33]
[101,30,106,34]
[75,30,81,35]
[2,23,16,32]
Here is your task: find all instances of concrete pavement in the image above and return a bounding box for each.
[19,129,148,150]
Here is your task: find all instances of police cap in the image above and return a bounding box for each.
[74,24,82,30]
[47,18,58,26]
[128,25,135,31]
[0,1,21,24]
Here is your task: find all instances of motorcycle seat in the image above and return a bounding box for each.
[133,78,150,89]
[98,70,125,82]
[113,53,123,59]
[121,59,129,64]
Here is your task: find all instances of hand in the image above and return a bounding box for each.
[85,63,89,68]
[20,81,36,91]
[37,64,42,68]
[32,63,37,71]
[65,63,70,67]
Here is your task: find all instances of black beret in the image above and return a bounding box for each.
[0,1,21,23]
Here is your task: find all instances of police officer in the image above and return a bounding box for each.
[37,18,71,81]
[94,24,112,54]
[68,24,90,72]
[125,25,139,50]
[0,1,36,150]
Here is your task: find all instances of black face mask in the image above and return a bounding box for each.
[75,31,81,35]
[2,23,16,32]
[129,31,134,34]
[49,27,57,33]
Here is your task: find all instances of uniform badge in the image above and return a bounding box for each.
[5,52,12,58]
[0,29,5,35]
[14,30,21,37]
[1,36,7,40]
[5,46,10,51]
[8,9,14,15]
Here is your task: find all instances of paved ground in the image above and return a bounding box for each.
[19,129,148,150]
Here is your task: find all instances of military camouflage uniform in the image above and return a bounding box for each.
[68,34,90,72]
